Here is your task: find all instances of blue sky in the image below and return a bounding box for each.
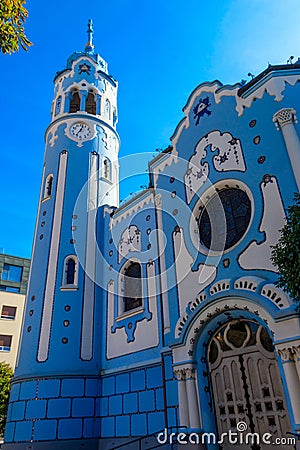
[1,0,300,258]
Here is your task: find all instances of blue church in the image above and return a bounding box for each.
[4,21,300,449]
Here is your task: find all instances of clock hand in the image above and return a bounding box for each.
[76,125,83,136]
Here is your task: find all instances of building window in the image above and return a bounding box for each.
[86,92,96,115]
[1,306,16,320]
[123,262,142,312]
[104,99,111,119]
[62,255,78,288]
[44,174,53,198]
[55,95,62,116]
[1,264,23,282]
[0,286,20,293]
[0,335,12,352]
[69,91,80,113]
[103,158,111,180]
[198,187,251,252]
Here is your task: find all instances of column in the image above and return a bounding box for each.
[185,367,201,429]
[278,347,300,424]
[273,108,300,191]
[292,345,300,382]
[64,91,72,113]
[174,369,189,427]
[95,94,101,115]
[155,194,170,333]
[79,90,88,111]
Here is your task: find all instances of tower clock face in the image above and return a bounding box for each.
[70,122,92,140]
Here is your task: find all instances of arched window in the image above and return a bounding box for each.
[103,158,111,180]
[44,174,53,198]
[69,91,80,113]
[55,96,62,116]
[123,262,142,312]
[104,99,111,119]
[62,255,78,288]
[86,92,96,115]
[66,258,75,284]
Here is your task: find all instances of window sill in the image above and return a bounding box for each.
[0,316,15,320]
[41,196,51,203]
[60,285,78,291]
[116,306,144,322]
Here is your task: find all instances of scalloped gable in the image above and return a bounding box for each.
[170,63,300,152]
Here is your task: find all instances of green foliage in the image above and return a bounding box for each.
[0,362,13,436]
[271,193,300,304]
[0,0,32,54]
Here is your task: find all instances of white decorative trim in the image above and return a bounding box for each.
[171,74,300,149]
[151,151,179,187]
[118,225,141,263]
[173,227,217,318]
[110,191,154,229]
[239,176,286,271]
[175,281,290,338]
[185,131,246,204]
[260,284,291,309]
[234,276,261,292]
[81,152,98,360]
[209,279,230,296]
[273,108,297,129]
[38,151,68,362]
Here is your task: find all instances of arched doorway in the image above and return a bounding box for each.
[207,319,292,449]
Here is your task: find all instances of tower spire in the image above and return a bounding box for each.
[85,19,94,53]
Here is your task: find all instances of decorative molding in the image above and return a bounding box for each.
[239,176,286,272]
[110,191,154,229]
[292,345,300,360]
[273,108,297,129]
[209,279,230,296]
[278,347,293,362]
[174,368,186,381]
[260,284,291,309]
[118,225,141,263]
[175,280,288,339]
[234,276,260,292]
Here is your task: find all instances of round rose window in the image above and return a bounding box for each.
[199,188,251,252]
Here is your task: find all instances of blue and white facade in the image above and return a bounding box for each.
[4,24,300,450]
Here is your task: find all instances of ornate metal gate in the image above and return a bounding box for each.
[208,320,293,449]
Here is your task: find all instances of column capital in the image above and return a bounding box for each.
[174,368,186,381]
[278,347,293,362]
[273,108,297,129]
[185,367,196,380]
[292,345,300,360]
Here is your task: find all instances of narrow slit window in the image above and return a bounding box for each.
[103,158,111,180]
[66,258,75,285]
[44,174,53,198]
[104,99,111,119]
[62,255,78,289]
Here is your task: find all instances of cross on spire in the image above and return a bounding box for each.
[85,19,94,53]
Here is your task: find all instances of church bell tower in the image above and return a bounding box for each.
[4,21,119,449]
